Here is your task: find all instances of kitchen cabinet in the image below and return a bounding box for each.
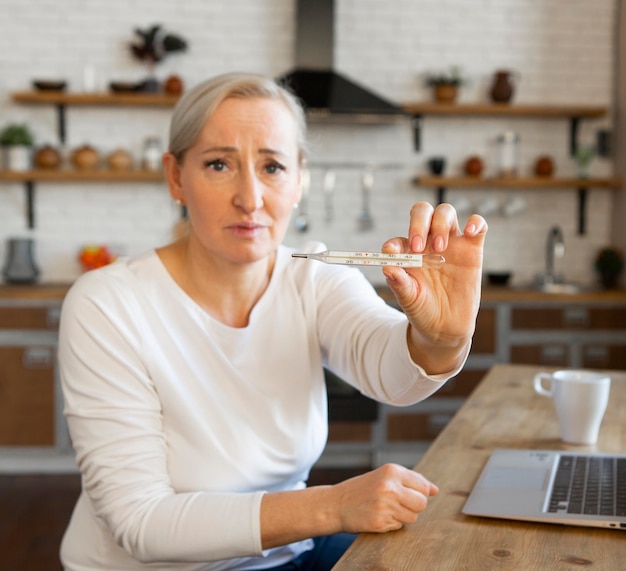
[404,102,620,234]
[2,284,624,474]
[1,91,175,228]
[0,346,55,446]
[508,303,626,368]
[0,298,69,453]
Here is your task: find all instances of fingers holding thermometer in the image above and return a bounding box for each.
[382,202,487,272]
[380,202,488,336]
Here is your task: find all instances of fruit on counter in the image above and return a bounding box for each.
[71,144,100,170]
[78,244,116,271]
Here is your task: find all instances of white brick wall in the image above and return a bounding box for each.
[0,0,618,286]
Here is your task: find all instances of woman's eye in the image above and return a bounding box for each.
[204,159,227,172]
[265,162,286,174]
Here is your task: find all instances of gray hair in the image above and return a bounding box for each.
[168,72,308,164]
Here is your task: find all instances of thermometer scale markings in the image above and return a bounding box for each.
[291,250,445,269]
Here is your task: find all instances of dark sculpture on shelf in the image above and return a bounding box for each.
[129,25,188,92]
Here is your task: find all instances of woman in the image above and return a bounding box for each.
[58,72,487,570]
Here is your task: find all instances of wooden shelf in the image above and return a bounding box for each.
[11,91,179,107]
[402,102,607,118]
[413,176,622,189]
[0,169,164,183]
[404,103,608,153]
[9,91,179,145]
[4,93,175,230]
[0,169,165,229]
[413,175,622,236]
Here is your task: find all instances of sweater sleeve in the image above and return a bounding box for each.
[312,263,468,405]
[58,272,265,563]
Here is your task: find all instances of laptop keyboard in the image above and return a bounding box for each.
[547,455,626,516]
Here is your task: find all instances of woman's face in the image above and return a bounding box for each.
[165,96,302,267]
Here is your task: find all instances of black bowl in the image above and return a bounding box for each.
[486,271,512,286]
[109,81,139,93]
[33,80,67,92]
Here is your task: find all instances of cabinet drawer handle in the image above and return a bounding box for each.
[46,307,61,328]
[22,347,53,369]
[563,308,589,327]
[541,345,567,363]
[583,346,608,361]
[426,413,453,436]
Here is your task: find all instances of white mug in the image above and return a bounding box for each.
[534,370,610,444]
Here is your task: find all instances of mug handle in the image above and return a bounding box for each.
[534,373,553,397]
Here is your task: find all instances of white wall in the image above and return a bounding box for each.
[0,0,618,286]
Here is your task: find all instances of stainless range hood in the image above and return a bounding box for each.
[278,0,408,123]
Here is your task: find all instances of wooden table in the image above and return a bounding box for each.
[332,364,626,570]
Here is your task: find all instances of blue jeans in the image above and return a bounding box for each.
[263,533,357,571]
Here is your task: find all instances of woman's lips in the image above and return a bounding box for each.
[228,221,267,237]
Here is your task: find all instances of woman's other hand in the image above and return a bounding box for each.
[333,464,439,533]
[260,464,438,549]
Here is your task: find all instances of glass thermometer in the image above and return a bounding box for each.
[291,250,445,269]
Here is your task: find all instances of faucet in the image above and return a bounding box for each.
[545,225,565,283]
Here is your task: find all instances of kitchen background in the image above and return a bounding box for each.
[0,0,620,287]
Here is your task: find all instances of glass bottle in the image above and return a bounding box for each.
[142,137,163,172]
[497,131,520,177]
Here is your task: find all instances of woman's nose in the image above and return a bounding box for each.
[233,171,264,212]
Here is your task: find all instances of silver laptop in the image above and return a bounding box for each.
[462,449,626,530]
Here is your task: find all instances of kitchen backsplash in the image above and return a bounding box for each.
[0,0,617,287]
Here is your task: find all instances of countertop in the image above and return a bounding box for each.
[0,283,72,300]
[1,282,626,303]
[377,284,626,305]
[332,364,626,570]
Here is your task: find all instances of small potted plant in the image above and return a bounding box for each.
[574,144,595,179]
[425,66,465,103]
[594,246,624,289]
[0,123,34,171]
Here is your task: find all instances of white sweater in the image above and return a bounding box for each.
[58,245,459,570]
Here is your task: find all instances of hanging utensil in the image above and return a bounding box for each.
[294,169,311,233]
[357,168,374,232]
[323,169,336,224]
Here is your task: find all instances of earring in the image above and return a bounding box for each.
[175,199,183,206]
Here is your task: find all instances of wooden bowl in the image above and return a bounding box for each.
[33,80,67,92]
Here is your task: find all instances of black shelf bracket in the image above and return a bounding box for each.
[436,186,446,205]
[577,187,588,235]
[56,104,67,144]
[569,117,580,156]
[25,180,35,229]
[412,115,423,151]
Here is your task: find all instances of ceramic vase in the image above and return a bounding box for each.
[2,238,40,284]
[490,70,516,103]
